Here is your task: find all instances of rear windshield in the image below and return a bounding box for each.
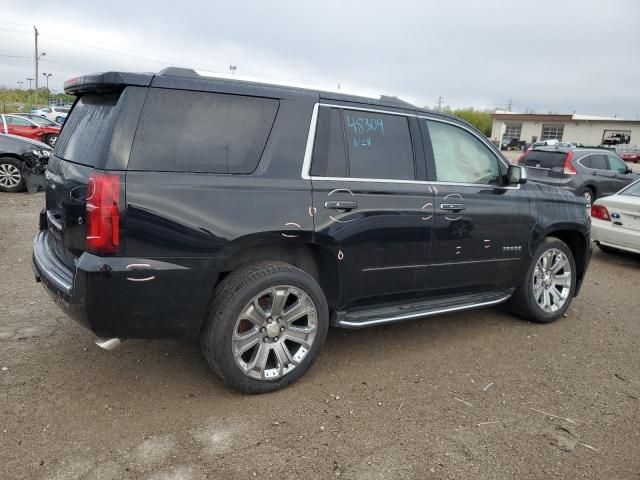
[128,88,279,174]
[621,181,640,197]
[54,92,122,167]
[523,150,568,168]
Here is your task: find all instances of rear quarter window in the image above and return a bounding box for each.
[129,89,279,174]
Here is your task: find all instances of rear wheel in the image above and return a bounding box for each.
[200,261,329,393]
[578,187,594,207]
[510,237,576,323]
[0,157,25,192]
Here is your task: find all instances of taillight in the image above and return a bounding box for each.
[516,151,528,165]
[591,204,611,221]
[86,174,121,254]
[562,151,577,175]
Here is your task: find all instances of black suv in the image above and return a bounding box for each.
[519,147,639,205]
[33,68,591,393]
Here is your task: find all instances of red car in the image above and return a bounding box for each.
[619,148,640,163]
[0,114,60,147]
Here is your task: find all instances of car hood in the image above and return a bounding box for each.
[0,133,51,150]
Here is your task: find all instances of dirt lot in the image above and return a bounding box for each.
[1,192,640,480]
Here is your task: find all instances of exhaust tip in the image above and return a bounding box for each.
[95,337,123,351]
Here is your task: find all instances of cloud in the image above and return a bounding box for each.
[1,0,639,117]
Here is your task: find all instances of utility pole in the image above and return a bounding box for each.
[33,26,46,107]
[507,98,512,112]
[437,95,444,111]
[34,26,39,107]
[26,78,33,91]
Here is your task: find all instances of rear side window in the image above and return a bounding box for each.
[343,110,414,180]
[55,92,121,167]
[129,89,278,174]
[522,150,568,169]
[581,154,607,170]
[310,107,415,180]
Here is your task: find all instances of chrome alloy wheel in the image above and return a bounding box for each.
[0,163,22,188]
[232,285,318,380]
[581,190,593,207]
[532,248,572,313]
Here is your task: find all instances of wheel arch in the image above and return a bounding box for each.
[217,237,340,310]
[541,228,590,295]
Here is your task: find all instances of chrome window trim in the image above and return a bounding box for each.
[301,102,517,189]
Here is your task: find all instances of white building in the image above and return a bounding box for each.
[491,112,640,146]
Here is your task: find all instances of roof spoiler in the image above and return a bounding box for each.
[64,72,153,95]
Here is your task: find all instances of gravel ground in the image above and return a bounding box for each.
[1,191,640,480]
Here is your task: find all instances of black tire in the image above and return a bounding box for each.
[578,187,595,206]
[510,237,576,323]
[44,134,58,147]
[597,243,618,254]
[200,261,329,393]
[0,157,26,193]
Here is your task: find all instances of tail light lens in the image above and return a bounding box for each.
[516,151,528,165]
[86,174,121,254]
[562,151,577,175]
[591,204,611,221]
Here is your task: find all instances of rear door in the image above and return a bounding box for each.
[579,153,612,195]
[308,105,433,306]
[419,118,532,293]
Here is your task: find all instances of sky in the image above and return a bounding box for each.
[1,0,639,118]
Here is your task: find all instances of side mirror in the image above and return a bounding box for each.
[507,165,527,185]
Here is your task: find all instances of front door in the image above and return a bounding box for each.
[416,118,532,294]
[4,115,40,140]
[308,105,434,307]
[606,154,635,193]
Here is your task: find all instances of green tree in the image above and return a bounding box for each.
[426,105,493,137]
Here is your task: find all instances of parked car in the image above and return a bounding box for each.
[528,139,558,150]
[501,138,526,151]
[591,179,640,255]
[0,133,51,192]
[518,147,640,205]
[33,68,592,393]
[0,114,61,147]
[31,106,70,123]
[616,145,640,163]
[13,113,62,128]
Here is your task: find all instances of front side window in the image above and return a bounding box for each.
[425,120,500,184]
[310,107,415,181]
[607,155,628,174]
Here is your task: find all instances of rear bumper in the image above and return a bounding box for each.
[32,230,219,339]
[592,218,640,255]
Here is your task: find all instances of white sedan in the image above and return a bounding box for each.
[591,178,640,255]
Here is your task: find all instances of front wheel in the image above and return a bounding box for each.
[201,262,329,393]
[45,134,58,147]
[0,157,26,192]
[510,237,576,323]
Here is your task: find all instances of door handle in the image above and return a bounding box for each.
[324,200,358,211]
[591,171,598,176]
[440,203,465,212]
